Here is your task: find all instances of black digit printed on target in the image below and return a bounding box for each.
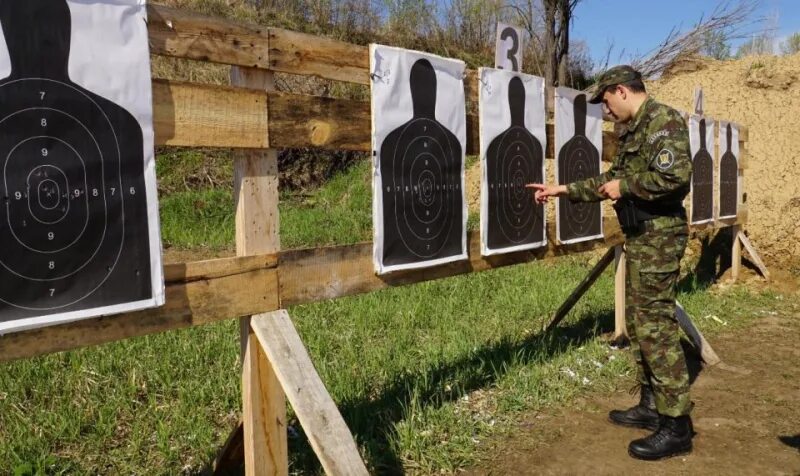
[557,94,601,242]
[485,77,544,250]
[0,0,152,321]
[379,59,463,267]
[719,123,737,218]
[691,118,713,222]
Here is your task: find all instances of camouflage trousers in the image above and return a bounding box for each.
[625,220,691,417]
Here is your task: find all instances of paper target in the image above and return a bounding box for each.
[0,0,163,334]
[689,115,714,224]
[478,68,546,255]
[370,45,467,274]
[718,121,739,219]
[554,87,603,244]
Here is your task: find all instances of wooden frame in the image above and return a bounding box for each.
[0,5,758,474]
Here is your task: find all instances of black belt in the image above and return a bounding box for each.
[613,198,685,232]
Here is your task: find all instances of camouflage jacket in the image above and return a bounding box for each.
[566,97,691,214]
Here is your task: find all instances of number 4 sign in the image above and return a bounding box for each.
[495,23,524,72]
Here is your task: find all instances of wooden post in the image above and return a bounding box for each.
[731,224,742,281]
[545,247,616,332]
[613,245,628,340]
[251,311,369,475]
[231,66,287,475]
[675,301,721,366]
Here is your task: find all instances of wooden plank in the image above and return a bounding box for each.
[153,79,268,148]
[147,4,270,69]
[614,245,628,339]
[164,254,277,283]
[279,221,625,307]
[545,246,616,332]
[737,231,770,281]
[266,90,619,157]
[267,92,371,151]
[0,267,279,363]
[731,224,742,281]
[242,331,286,475]
[232,66,287,476]
[148,76,624,157]
[251,310,369,476]
[268,29,369,85]
[675,301,721,366]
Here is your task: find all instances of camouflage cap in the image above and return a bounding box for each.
[588,65,642,104]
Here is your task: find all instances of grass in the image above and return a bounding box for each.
[0,159,788,474]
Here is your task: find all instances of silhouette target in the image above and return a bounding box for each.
[719,123,738,218]
[378,59,464,267]
[0,0,152,322]
[557,94,601,242]
[485,77,544,250]
[691,118,714,223]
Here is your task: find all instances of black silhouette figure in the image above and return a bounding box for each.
[0,0,152,322]
[719,123,738,218]
[691,118,714,223]
[378,58,464,269]
[485,76,544,251]
[557,93,602,242]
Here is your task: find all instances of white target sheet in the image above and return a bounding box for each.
[479,68,546,255]
[370,44,467,274]
[0,0,164,334]
[689,115,715,225]
[554,87,603,245]
[718,121,739,220]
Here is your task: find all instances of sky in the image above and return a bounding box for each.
[571,0,800,69]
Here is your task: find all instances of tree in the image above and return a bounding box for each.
[701,29,731,59]
[508,0,582,87]
[736,34,774,57]
[780,32,800,55]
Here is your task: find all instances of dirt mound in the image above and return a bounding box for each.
[649,53,800,273]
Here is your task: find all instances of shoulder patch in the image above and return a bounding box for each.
[654,149,675,170]
[648,130,669,144]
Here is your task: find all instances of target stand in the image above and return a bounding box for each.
[556,93,602,244]
[719,123,738,219]
[690,118,714,224]
[375,57,466,272]
[0,0,156,330]
[482,75,545,254]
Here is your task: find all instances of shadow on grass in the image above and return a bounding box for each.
[284,309,617,475]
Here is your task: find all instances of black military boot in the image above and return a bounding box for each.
[628,414,693,460]
[608,385,659,430]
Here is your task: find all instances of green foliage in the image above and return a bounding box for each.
[701,29,731,60]
[780,32,800,55]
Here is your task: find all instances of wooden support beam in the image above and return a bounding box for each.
[0,256,279,363]
[231,66,287,476]
[151,79,622,159]
[613,245,628,340]
[280,221,624,307]
[675,301,721,366]
[737,231,770,281]
[251,311,369,475]
[545,247,616,333]
[152,79,268,148]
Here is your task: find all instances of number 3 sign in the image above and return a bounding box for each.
[494,23,524,72]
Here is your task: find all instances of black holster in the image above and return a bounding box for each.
[613,198,685,233]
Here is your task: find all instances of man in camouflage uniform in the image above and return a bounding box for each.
[528,65,693,460]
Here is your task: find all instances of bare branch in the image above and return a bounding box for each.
[629,0,765,79]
